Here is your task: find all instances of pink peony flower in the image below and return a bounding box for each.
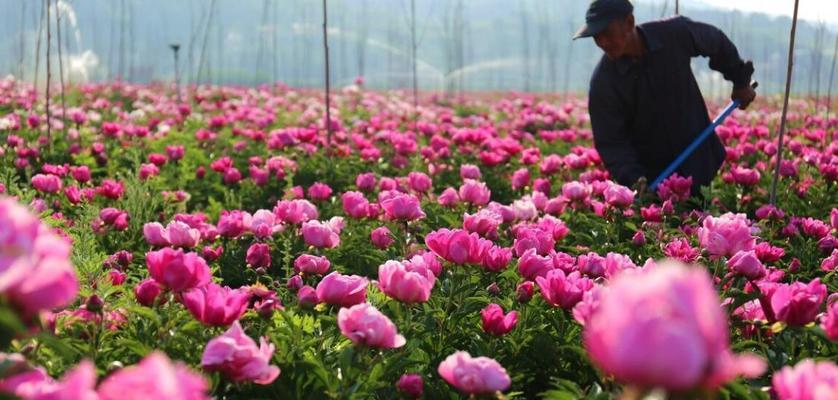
[146,248,211,292]
[301,219,342,249]
[772,359,838,400]
[727,250,767,280]
[201,320,280,384]
[766,279,827,327]
[315,271,368,307]
[458,180,491,206]
[822,301,838,341]
[250,210,279,239]
[378,260,436,303]
[438,187,460,207]
[337,303,405,348]
[0,197,78,319]
[166,221,201,248]
[370,226,394,249]
[697,213,756,259]
[481,245,513,272]
[341,191,371,219]
[97,352,209,400]
[396,373,424,399]
[517,248,555,281]
[481,303,518,336]
[31,174,62,194]
[307,182,333,201]
[182,283,250,327]
[293,254,331,275]
[536,269,595,309]
[603,182,635,208]
[380,191,425,221]
[0,357,97,400]
[437,351,511,395]
[245,243,271,269]
[408,172,432,193]
[584,260,765,390]
[273,199,318,225]
[134,278,165,307]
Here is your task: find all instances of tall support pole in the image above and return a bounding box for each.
[410,0,419,132]
[56,0,67,136]
[170,44,182,102]
[18,0,26,81]
[34,0,46,94]
[45,0,52,144]
[769,0,800,206]
[826,33,837,123]
[322,0,332,150]
[675,0,679,15]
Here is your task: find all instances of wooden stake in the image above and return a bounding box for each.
[769,0,800,205]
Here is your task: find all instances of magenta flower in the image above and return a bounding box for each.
[370,226,394,249]
[0,197,78,319]
[134,278,165,307]
[603,182,635,208]
[182,283,249,327]
[772,359,838,400]
[245,243,271,269]
[396,373,424,399]
[301,218,342,249]
[536,269,594,309]
[273,199,319,225]
[378,260,436,303]
[766,279,827,327]
[341,191,371,219]
[458,180,491,206]
[437,351,511,395]
[31,174,63,193]
[481,304,518,336]
[315,271,368,307]
[584,260,765,390]
[293,254,331,275]
[337,303,405,348]
[697,213,756,259]
[380,191,425,221]
[146,248,211,292]
[97,352,209,400]
[201,320,280,385]
[727,250,767,280]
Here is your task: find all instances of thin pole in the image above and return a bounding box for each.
[18,0,26,81]
[410,0,419,132]
[34,0,46,93]
[675,0,679,15]
[769,0,800,205]
[45,0,52,143]
[826,33,838,122]
[322,0,332,149]
[170,44,181,102]
[56,0,67,136]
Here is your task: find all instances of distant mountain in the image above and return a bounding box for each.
[0,0,834,96]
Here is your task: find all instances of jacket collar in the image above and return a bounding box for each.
[615,24,663,75]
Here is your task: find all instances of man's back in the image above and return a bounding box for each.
[588,16,753,193]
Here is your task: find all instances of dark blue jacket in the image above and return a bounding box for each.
[588,16,753,193]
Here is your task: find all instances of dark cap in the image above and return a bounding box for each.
[573,0,634,40]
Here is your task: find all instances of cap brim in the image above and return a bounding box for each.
[572,18,611,40]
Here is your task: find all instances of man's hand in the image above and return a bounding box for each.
[731,84,756,110]
[632,177,648,197]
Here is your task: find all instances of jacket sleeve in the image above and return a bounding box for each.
[589,77,646,187]
[679,17,753,88]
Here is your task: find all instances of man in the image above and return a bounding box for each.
[574,0,756,195]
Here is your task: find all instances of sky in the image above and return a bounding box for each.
[686,0,838,26]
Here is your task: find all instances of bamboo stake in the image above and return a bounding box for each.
[769,0,800,205]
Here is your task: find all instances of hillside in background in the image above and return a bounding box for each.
[0,0,835,97]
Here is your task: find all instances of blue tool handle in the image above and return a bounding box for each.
[648,81,758,191]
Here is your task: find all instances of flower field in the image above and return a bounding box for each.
[0,77,836,399]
